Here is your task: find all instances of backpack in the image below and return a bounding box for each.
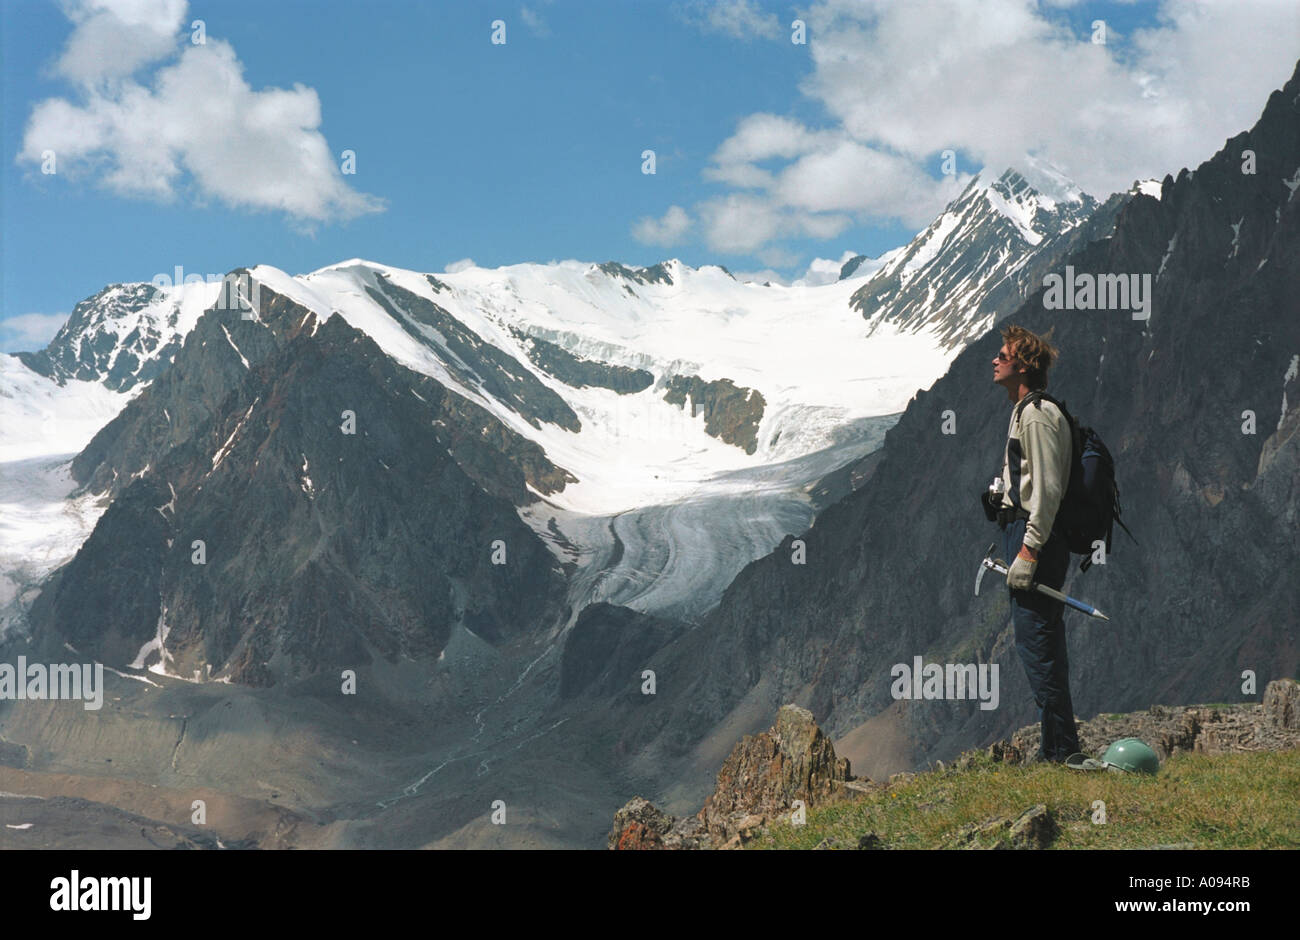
[1014,390,1137,572]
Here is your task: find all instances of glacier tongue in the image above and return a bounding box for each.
[274,258,961,623]
[5,253,969,631]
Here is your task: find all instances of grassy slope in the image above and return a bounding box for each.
[750,749,1300,850]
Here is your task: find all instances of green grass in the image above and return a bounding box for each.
[749,749,1300,850]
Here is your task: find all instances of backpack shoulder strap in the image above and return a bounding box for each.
[1018,390,1075,429]
[1013,390,1045,426]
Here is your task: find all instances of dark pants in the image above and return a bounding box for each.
[1001,517,1080,762]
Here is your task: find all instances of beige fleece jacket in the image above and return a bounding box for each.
[999,395,1073,551]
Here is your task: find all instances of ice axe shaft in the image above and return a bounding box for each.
[978,554,1111,622]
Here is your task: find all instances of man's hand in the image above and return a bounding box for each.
[1007,553,1037,590]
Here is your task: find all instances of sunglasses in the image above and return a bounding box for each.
[994,350,1016,362]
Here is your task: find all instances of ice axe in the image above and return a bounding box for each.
[974,543,1111,621]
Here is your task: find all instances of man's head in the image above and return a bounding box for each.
[993,325,1058,399]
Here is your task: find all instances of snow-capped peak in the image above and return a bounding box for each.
[847,164,1107,350]
[1131,179,1163,200]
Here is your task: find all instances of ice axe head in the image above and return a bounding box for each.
[974,543,995,597]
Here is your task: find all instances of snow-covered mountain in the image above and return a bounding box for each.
[845,168,1126,348]
[0,166,1131,630]
[2,255,964,635]
[15,280,224,393]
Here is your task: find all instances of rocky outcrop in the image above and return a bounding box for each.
[699,704,852,843]
[1264,677,1300,730]
[662,374,765,454]
[972,679,1300,766]
[597,261,674,287]
[612,687,1298,850]
[511,328,654,395]
[953,804,1059,850]
[607,797,708,850]
[609,704,855,850]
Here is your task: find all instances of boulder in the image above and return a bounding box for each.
[1264,679,1300,731]
[699,704,852,843]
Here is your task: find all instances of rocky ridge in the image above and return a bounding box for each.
[611,679,1300,849]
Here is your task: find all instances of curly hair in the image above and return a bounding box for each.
[1001,324,1058,390]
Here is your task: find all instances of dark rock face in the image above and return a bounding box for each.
[662,374,765,454]
[73,275,575,507]
[848,169,1125,350]
[559,603,684,700]
[366,273,581,433]
[27,286,570,686]
[596,261,674,286]
[607,61,1300,776]
[511,328,654,395]
[27,476,171,667]
[72,276,285,498]
[839,255,869,280]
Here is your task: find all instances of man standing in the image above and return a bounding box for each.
[990,325,1081,762]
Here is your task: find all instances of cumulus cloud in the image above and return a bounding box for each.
[695,191,854,257]
[444,258,478,273]
[632,205,693,246]
[731,268,789,285]
[793,250,862,287]
[54,0,187,86]
[801,0,1299,198]
[0,313,69,351]
[673,0,783,41]
[520,5,551,37]
[17,0,382,223]
[644,0,1299,265]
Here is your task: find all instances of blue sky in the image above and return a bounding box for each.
[3,0,1297,352]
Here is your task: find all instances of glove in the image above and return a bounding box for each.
[1007,554,1037,590]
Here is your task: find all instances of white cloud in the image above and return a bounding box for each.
[695,191,853,257]
[55,0,187,86]
[642,0,1299,266]
[793,250,861,287]
[775,141,969,225]
[520,5,550,37]
[801,0,1299,198]
[18,0,382,223]
[632,205,693,246]
[444,258,477,273]
[731,268,789,285]
[756,245,800,268]
[674,0,782,41]
[707,114,836,171]
[0,313,69,351]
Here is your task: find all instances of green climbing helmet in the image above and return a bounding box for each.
[1101,738,1159,775]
